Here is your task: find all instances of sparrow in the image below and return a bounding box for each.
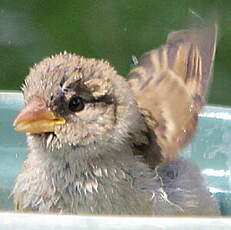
[12,22,220,215]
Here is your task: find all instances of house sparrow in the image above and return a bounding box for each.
[13,22,220,215]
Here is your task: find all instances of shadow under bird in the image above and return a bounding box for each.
[13,22,220,215]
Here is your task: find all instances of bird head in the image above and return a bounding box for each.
[13,53,145,154]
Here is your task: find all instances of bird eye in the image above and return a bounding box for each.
[68,95,84,112]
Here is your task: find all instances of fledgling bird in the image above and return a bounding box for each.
[13,22,220,215]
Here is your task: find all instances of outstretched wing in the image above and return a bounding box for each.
[128,22,217,161]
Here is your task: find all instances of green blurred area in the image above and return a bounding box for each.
[0,0,230,105]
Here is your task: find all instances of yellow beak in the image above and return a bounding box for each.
[13,98,65,133]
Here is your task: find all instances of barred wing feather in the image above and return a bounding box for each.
[128,23,217,161]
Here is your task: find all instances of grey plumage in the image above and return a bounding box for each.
[13,22,220,215]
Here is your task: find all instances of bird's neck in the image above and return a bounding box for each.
[39,141,135,176]
[27,142,153,214]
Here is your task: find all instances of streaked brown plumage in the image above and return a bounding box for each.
[12,22,220,215]
[129,24,217,164]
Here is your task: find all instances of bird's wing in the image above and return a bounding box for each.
[128,22,217,161]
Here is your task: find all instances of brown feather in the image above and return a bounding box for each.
[128,22,217,161]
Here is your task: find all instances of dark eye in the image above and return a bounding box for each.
[68,95,84,112]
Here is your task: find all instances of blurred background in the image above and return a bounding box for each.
[0,0,230,105]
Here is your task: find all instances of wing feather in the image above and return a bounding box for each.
[128,22,217,161]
